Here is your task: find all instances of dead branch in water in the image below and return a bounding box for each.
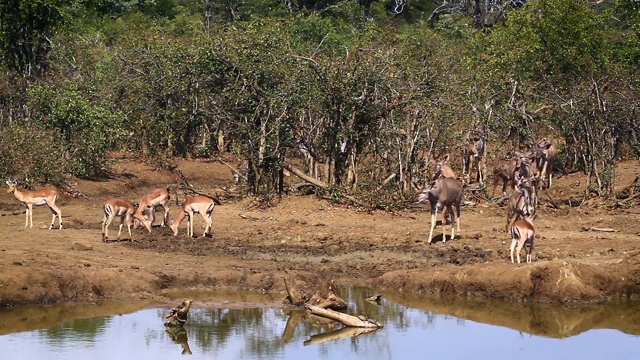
[283,277,381,329]
[304,305,383,328]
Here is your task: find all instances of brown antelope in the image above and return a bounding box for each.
[492,157,518,196]
[416,176,463,244]
[101,198,152,242]
[170,195,215,237]
[505,174,537,233]
[492,151,537,196]
[5,179,62,229]
[135,187,171,228]
[463,134,486,185]
[510,218,535,264]
[433,154,457,180]
[532,138,557,189]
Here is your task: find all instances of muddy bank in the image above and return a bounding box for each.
[1,158,640,306]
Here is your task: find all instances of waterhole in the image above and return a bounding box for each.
[0,287,638,359]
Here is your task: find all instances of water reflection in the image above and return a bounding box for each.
[0,288,639,360]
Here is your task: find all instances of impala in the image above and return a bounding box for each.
[510,218,535,264]
[5,179,62,229]
[135,187,171,228]
[170,195,216,238]
[102,198,152,242]
[416,176,463,244]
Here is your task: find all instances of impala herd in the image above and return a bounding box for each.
[3,180,216,243]
[4,136,557,265]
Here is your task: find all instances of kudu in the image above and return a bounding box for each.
[505,174,537,233]
[492,151,537,196]
[433,154,457,180]
[463,134,486,185]
[416,176,463,244]
[531,138,557,189]
[510,218,535,264]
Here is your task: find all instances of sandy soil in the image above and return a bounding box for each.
[1,155,639,307]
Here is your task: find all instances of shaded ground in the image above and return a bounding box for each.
[1,155,639,306]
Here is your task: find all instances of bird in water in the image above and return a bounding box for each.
[164,299,193,327]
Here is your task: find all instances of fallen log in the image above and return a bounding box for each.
[280,160,365,207]
[218,159,247,182]
[304,304,383,328]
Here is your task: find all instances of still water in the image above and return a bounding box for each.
[0,288,639,360]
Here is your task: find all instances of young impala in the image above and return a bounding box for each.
[134,187,171,228]
[170,195,216,238]
[5,179,62,229]
[102,198,152,242]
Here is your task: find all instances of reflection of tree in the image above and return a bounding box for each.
[40,315,110,345]
[185,307,290,356]
[166,326,192,355]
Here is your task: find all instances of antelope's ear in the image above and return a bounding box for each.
[443,154,450,163]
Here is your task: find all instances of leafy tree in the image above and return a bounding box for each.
[0,0,69,77]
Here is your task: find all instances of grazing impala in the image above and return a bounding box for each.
[102,198,152,242]
[5,179,62,229]
[416,176,463,244]
[170,195,216,238]
[510,218,535,264]
[135,187,171,228]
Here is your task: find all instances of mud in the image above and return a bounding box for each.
[1,156,639,306]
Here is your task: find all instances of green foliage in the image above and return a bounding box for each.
[0,124,66,185]
[482,0,606,79]
[27,85,125,177]
[0,0,69,76]
[0,0,638,202]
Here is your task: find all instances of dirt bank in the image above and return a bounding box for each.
[1,156,639,306]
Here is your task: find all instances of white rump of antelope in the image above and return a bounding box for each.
[102,198,152,242]
[510,218,535,264]
[5,179,63,230]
